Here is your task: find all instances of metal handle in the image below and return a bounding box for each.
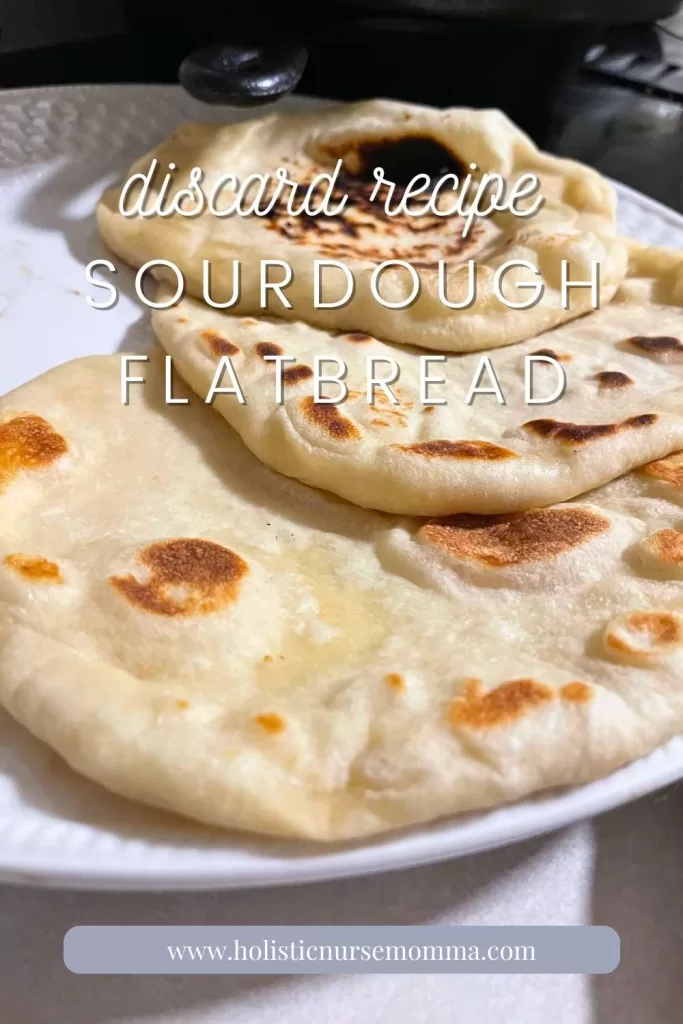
[179,39,308,107]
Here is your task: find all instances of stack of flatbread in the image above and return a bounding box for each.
[1,100,683,842]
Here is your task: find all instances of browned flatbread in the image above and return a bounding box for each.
[1,354,683,841]
[151,243,683,515]
[97,98,627,352]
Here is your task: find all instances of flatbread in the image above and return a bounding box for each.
[151,243,683,516]
[97,99,627,352]
[1,353,683,841]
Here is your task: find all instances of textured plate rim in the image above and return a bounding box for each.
[1,740,682,891]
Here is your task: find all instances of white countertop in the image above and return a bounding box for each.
[2,785,681,1024]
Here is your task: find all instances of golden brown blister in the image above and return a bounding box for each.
[1,354,683,843]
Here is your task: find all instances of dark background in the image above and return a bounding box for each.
[0,2,682,211]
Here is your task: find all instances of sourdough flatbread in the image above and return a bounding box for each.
[152,243,683,516]
[97,99,627,352]
[1,353,683,841]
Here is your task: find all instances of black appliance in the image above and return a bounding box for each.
[1,1,680,145]
[149,0,681,141]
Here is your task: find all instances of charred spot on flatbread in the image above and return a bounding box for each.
[329,134,467,186]
[0,414,68,492]
[299,396,360,441]
[255,342,283,359]
[594,371,634,391]
[524,414,657,444]
[449,678,553,729]
[640,528,683,567]
[395,439,517,460]
[530,348,572,363]
[200,330,240,358]
[421,507,610,567]
[603,610,683,661]
[340,332,374,344]
[111,539,248,617]
[263,136,484,268]
[626,336,683,361]
[283,364,314,385]
[448,675,593,730]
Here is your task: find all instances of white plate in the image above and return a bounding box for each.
[1,84,683,892]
